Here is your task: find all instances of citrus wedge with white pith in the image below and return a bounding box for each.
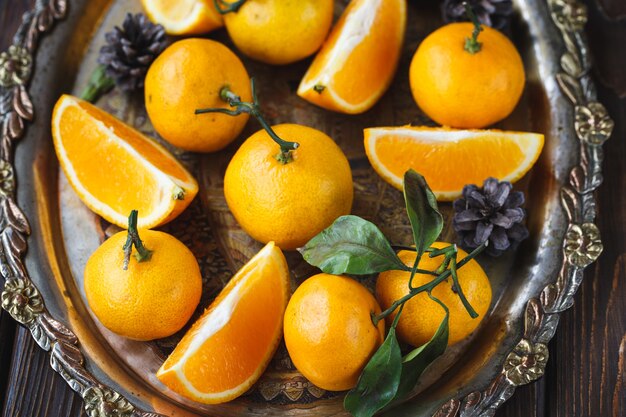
[157,242,290,405]
[297,0,406,114]
[141,0,223,35]
[364,126,544,201]
[52,94,198,229]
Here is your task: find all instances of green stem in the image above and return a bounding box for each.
[213,0,247,14]
[122,210,153,270]
[195,78,299,163]
[372,242,487,323]
[79,65,115,103]
[450,255,478,318]
[463,2,483,54]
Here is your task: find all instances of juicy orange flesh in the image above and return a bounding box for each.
[375,134,525,191]
[58,104,163,215]
[328,0,402,104]
[161,251,285,394]
[77,101,190,181]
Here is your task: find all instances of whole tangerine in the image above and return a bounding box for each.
[283,273,385,391]
[221,0,334,65]
[144,38,251,152]
[223,123,353,251]
[84,211,202,341]
[409,22,525,128]
[376,242,492,347]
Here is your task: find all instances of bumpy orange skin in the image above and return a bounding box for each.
[224,124,353,250]
[376,242,492,347]
[84,230,202,341]
[409,23,525,128]
[144,39,251,152]
[284,274,385,391]
[223,0,334,65]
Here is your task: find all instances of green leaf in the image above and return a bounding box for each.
[300,215,409,275]
[394,308,449,401]
[344,328,403,417]
[403,170,443,255]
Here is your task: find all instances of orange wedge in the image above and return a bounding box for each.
[364,126,544,201]
[157,242,290,404]
[141,0,223,35]
[297,0,406,114]
[51,94,198,229]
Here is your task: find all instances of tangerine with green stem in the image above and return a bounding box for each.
[84,210,202,341]
[409,4,525,128]
[375,242,492,347]
[144,38,252,152]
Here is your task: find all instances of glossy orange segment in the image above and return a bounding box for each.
[51,94,198,229]
[364,126,544,201]
[298,0,406,114]
[157,242,290,404]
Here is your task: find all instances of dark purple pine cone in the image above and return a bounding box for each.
[442,0,514,32]
[453,178,529,256]
[98,13,166,92]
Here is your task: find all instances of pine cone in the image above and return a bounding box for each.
[442,0,514,31]
[452,178,529,257]
[98,13,166,92]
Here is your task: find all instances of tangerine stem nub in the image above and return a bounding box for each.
[122,210,153,270]
[463,2,483,54]
[213,0,247,14]
[195,78,300,163]
[80,65,115,103]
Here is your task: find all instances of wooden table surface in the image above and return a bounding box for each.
[0,0,624,416]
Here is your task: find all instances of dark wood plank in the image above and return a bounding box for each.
[543,85,626,417]
[2,328,85,417]
[0,311,16,412]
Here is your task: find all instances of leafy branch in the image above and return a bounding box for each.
[301,170,487,417]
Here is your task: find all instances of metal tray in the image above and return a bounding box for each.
[0,0,613,415]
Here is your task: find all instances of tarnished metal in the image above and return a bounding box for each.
[0,0,612,416]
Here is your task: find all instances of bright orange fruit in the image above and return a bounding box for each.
[376,242,492,346]
[157,242,290,404]
[141,0,223,35]
[284,273,385,391]
[409,22,525,128]
[297,0,406,114]
[51,94,198,229]
[364,126,544,201]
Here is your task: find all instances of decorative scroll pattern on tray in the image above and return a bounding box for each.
[0,0,613,416]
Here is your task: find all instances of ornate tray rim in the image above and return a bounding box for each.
[0,0,613,416]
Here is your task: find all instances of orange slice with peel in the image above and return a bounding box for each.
[141,0,223,35]
[364,126,544,201]
[297,0,406,114]
[52,94,198,229]
[157,241,290,404]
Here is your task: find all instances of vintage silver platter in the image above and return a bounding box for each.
[0,0,613,416]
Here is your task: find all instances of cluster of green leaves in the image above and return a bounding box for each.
[300,170,485,417]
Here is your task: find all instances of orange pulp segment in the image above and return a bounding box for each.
[51,94,198,228]
[157,242,290,404]
[141,0,223,35]
[297,0,406,114]
[364,126,544,200]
